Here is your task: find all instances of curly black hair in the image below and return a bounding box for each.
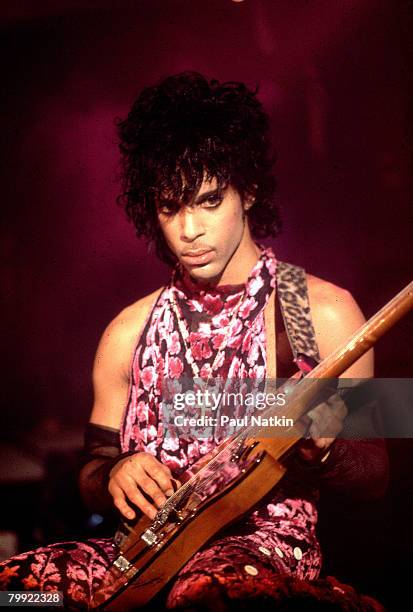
[116,71,281,264]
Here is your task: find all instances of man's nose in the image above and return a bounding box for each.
[179,208,205,242]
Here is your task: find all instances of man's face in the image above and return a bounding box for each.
[157,177,248,284]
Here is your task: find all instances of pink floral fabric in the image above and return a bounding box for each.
[0,539,116,608]
[121,247,277,468]
[0,247,323,609]
[118,247,323,608]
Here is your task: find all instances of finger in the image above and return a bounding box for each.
[118,455,170,502]
[308,403,343,438]
[309,422,321,439]
[297,438,333,461]
[140,453,172,478]
[310,417,342,439]
[113,466,159,519]
[307,403,328,422]
[312,437,335,450]
[321,394,347,419]
[330,396,348,419]
[319,406,344,437]
[142,456,178,497]
[297,440,323,461]
[137,473,168,508]
[308,395,346,417]
[122,480,158,519]
[109,482,140,520]
[307,405,325,437]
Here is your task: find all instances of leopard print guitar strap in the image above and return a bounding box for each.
[275,261,321,368]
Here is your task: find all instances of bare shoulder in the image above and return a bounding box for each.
[306,274,373,376]
[106,286,165,340]
[90,285,164,428]
[306,274,361,320]
[94,286,165,380]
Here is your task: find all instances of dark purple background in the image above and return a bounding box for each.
[2,0,412,433]
[0,1,412,603]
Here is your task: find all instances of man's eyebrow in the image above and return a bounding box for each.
[194,188,223,204]
[157,195,179,208]
[157,187,224,207]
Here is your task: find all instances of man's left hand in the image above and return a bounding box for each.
[297,392,347,464]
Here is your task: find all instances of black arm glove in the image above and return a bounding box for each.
[316,437,389,500]
[79,423,137,516]
[295,382,389,501]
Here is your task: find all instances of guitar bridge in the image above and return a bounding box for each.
[141,529,159,546]
[113,555,133,573]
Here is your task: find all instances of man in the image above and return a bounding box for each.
[0,72,387,609]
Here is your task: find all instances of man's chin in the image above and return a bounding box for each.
[185,262,222,285]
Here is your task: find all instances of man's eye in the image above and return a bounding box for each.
[158,203,177,215]
[202,195,222,208]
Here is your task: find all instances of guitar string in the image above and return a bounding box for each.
[165,369,350,506]
[159,394,300,512]
[157,374,304,509]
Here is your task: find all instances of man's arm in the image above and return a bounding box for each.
[78,303,141,515]
[296,276,388,499]
[79,289,179,520]
[307,275,374,378]
[297,276,373,460]
[89,305,138,429]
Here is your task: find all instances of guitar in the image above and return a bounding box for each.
[92,281,413,610]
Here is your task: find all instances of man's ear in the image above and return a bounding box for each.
[243,193,255,211]
[243,185,257,211]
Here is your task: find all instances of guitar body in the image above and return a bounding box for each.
[92,440,289,610]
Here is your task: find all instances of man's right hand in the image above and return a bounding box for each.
[108,452,180,520]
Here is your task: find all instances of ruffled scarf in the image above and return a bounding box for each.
[121,246,277,475]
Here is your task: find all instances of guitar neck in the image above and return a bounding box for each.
[310,280,413,379]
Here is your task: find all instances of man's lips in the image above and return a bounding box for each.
[181,249,214,266]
